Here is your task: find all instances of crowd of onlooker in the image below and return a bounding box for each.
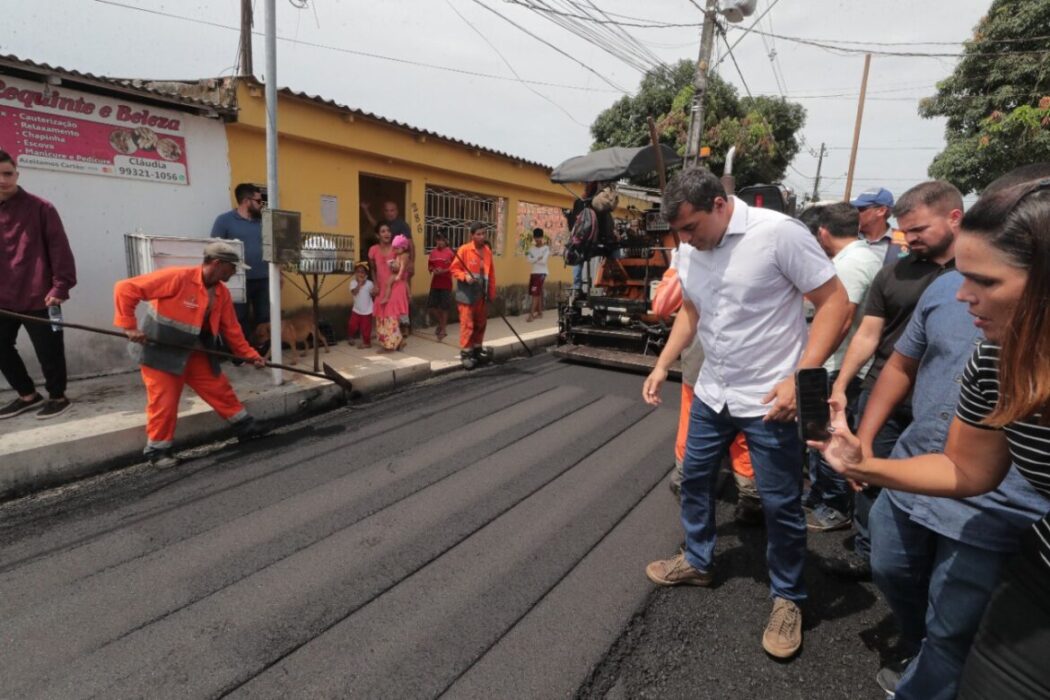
[7,138,1048,696]
[642,163,1050,699]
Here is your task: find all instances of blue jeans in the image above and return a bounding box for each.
[572,263,584,290]
[235,277,271,340]
[853,388,911,559]
[681,397,807,602]
[870,492,1012,700]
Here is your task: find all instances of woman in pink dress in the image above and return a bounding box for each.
[368,225,409,350]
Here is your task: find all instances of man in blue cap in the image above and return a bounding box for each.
[851,187,904,264]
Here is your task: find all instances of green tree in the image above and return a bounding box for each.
[590,59,806,187]
[922,0,1050,194]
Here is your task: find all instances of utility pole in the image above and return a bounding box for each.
[265,0,282,383]
[843,53,872,201]
[811,142,826,201]
[238,0,254,77]
[684,0,719,168]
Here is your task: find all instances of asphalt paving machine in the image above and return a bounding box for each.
[550,144,795,375]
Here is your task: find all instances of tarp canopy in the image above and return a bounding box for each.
[549,144,682,184]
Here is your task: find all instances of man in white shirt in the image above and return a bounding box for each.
[641,167,849,659]
[805,202,883,531]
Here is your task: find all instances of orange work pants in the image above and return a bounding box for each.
[458,299,488,349]
[141,351,247,449]
[676,382,753,479]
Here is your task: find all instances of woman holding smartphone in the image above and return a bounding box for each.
[811,174,1050,698]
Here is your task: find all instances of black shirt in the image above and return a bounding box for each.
[861,254,955,390]
[386,218,412,238]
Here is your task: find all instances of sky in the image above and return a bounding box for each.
[3,0,993,200]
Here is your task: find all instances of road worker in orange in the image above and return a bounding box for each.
[450,222,496,370]
[114,241,268,468]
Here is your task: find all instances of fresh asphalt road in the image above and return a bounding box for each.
[0,354,894,699]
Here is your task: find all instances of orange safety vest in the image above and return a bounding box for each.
[450,242,496,304]
[114,266,260,376]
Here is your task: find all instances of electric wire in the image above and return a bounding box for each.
[521,0,661,74]
[467,0,631,92]
[502,0,702,28]
[765,7,789,96]
[92,0,621,93]
[712,0,782,70]
[582,0,667,69]
[444,0,589,127]
[539,0,655,72]
[509,0,1048,52]
[725,26,1050,58]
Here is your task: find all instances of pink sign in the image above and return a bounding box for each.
[0,76,190,185]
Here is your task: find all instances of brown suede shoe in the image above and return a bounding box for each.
[762,597,803,658]
[645,553,713,587]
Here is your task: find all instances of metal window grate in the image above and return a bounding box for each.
[425,185,505,251]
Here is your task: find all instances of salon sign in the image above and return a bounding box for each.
[0,75,190,185]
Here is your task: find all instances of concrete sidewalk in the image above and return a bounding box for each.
[0,314,558,499]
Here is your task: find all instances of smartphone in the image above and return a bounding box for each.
[795,368,831,442]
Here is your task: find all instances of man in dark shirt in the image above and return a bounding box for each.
[211,183,268,338]
[361,199,411,237]
[0,150,78,419]
[822,180,961,578]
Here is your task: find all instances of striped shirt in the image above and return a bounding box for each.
[957,343,1050,570]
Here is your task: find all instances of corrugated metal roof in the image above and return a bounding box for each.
[267,81,552,171]
[0,54,235,116]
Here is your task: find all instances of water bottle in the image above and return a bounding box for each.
[48,305,63,332]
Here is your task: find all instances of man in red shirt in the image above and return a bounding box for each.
[426,230,454,341]
[0,150,78,420]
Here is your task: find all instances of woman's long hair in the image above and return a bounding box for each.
[961,179,1050,426]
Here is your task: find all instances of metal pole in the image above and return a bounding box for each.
[239,0,254,76]
[812,142,826,201]
[265,0,282,384]
[647,116,666,192]
[683,0,719,168]
[843,54,872,202]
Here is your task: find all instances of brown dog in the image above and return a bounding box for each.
[253,314,329,365]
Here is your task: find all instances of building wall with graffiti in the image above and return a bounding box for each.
[515,201,569,257]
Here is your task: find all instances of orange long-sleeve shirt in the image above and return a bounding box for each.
[114,266,260,375]
[450,242,496,302]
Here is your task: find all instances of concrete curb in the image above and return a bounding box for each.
[0,328,557,500]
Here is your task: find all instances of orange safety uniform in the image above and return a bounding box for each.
[675,381,754,480]
[450,242,496,349]
[114,266,262,453]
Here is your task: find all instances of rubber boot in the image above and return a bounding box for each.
[460,349,477,370]
[475,346,494,365]
[232,415,271,442]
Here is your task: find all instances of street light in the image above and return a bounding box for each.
[720,0,757,24]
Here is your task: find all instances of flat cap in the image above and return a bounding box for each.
[203,240,250,270]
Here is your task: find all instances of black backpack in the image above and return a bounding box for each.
[564,205,598,266]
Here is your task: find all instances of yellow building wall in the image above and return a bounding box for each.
[225,82,610,323]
